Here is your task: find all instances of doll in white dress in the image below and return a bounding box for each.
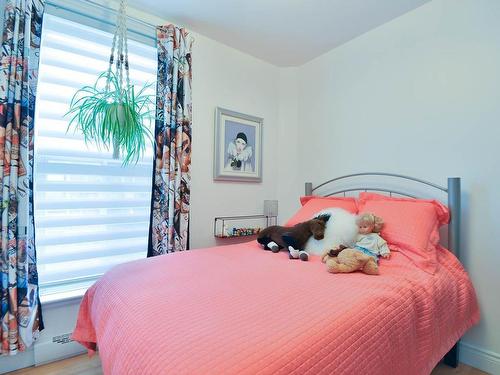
[353,213,390,262]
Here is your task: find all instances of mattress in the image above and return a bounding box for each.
[72,241,479,375]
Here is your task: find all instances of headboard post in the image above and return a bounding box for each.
[447,177,461,258]
[305,182,313,196]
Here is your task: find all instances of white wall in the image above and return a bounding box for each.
[282,0,500,372]
[190,34,281,248]
[276,68,301,223]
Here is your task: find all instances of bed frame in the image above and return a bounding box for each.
[305,172,461,368]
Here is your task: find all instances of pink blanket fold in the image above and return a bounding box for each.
[72,242,479,375]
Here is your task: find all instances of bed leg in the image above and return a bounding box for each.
[443,342,459,368]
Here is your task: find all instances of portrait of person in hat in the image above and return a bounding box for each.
[225,131,254,172]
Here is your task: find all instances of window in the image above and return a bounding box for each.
[34,13,157,291]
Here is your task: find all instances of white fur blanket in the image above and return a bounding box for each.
[305,208,358,255]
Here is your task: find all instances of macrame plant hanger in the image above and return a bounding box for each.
[107,0,130,159]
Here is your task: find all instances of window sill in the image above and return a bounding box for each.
[40,288,87,307]
[40,278,98,307]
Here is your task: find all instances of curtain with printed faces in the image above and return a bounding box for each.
[0,0,45,355]
[148,24,193,256]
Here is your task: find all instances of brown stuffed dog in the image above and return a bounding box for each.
[257,214,330,261]
[321,246,379,275]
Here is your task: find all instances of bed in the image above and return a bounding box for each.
[72,173,479,375]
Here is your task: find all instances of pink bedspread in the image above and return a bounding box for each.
[73,242,479,375]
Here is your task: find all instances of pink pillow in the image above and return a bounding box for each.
[285,196,358,226]
[358,192,449,274]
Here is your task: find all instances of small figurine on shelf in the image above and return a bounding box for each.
[216,223,264,238]
[226,227,261,237]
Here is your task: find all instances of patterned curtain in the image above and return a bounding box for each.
[148,25,193,256]
[0,0,45,355]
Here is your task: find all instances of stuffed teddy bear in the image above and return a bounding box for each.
[322,247,380,275]
[321,213,390,275]
[257,214,330,261]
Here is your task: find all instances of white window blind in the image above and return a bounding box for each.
[34,13,157,289]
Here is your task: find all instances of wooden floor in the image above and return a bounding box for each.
[9,355,102,375]
[8,354,490,375]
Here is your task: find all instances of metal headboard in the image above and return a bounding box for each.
[304,172,461,258]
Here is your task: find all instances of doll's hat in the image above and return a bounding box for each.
[236,132,247,144]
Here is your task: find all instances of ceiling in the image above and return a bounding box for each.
[129,0,431,67]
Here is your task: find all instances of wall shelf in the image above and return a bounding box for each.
[213,214,277,239]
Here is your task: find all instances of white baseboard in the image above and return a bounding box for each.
[460,341,500,374]
[34,339,86,366]
[0,348,35,374]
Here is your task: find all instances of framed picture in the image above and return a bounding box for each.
[214,107,263,182]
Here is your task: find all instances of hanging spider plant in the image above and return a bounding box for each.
[66,0,154,166]
[67,72,154,165]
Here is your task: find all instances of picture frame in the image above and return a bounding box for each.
[214,107,263,182]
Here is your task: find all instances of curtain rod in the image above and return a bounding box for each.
[46,0,158,30]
